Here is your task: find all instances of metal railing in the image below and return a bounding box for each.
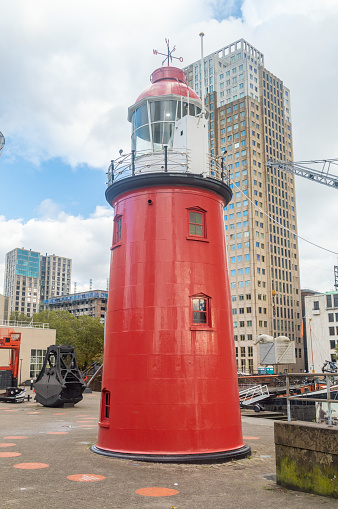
[239,384,270,406]
[107,147,229,186]
[0,320,50,329]
[285,372,338,426]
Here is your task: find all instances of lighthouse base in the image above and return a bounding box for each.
[90,444,251,464]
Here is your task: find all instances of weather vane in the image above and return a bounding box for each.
[153,39,183,66]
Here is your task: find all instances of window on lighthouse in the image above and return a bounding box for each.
[189,211,204,236]
[192,297,208,323]
[191,294,211,327]
[113,215,122,244]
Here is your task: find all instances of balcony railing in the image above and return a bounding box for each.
[0,320,50,329]
[106,147,230,186]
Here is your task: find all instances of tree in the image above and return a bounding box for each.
[31,310,104,369]
[10,311,31,324]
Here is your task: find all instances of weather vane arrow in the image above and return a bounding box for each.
[153,38,183,66]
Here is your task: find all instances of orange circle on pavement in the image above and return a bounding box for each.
[0,443,16,447]
[27,412,40,414]
[53,413,66,415]
[243,436,260,440]
[13,463,49,469]
[3,436,28,439]
[0,452,22,457]
[3,409,18,412]
[135,487,179,497]
[67,474,106,482]
[46,432,69,435]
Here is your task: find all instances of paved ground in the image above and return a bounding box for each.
[0,391,337,509]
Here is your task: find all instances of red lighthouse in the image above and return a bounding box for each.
[92,61,250,462]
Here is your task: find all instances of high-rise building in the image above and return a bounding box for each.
[39,254,72,304]
[3,248,71,316]
[4,248,41,316]
[184,39,303,372]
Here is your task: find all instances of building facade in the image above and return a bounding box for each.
[39,254,72,303]
[0,294,10,323]
[304,291,338,372]
[184,39,303,373]
[3,248,72,316]
[44,290,107,322]
[0,324,56,383]
[4,248,41,316]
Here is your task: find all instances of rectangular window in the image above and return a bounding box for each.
[114,215,122,244]
[30,349,47,378]
[313,301,319,310]
[192,296,209,325]
[188,210,204,237]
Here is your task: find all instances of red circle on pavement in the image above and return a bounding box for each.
[135,487,179,497]
[13,463,49,469]
[0,452,22,457]
[46,432,69,435]
[0,443,16,447]
[67,474,106,482]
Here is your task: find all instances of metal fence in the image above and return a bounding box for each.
[285,372,338,426]
[107,147,229,186]
[0,320,50,329]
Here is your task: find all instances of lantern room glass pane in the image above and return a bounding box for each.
[151,122,175,149]
[134,103,149,129]
[150,100,177,122]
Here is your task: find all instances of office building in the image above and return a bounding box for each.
[44,290,107,322]
[4,248,41,316]
[39,254,72,303]
[3,248,72,316]
[184,39,303,372]
[304,291,338,372]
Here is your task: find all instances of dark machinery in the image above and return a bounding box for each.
[34,345,86,407]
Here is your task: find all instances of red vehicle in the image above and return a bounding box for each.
[0,329,21,388]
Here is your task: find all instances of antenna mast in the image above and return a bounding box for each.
[199,32,206,118]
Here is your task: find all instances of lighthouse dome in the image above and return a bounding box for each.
[128,66,204,153]
[135,66,200,103]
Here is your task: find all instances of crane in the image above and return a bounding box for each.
[266,158,338,190]
[267,157,338,291]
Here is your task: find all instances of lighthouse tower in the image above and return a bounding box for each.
[92,62,250,462]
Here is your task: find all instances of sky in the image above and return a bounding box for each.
[0,0,338,294]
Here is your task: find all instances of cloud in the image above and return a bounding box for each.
[0,204,113,294]
[0,0,338,293]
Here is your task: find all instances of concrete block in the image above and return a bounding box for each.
[275,421,338,498]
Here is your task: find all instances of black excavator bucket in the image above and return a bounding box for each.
[34,345,86,407]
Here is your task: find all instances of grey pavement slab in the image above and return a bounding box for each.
[0,391,336,509]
